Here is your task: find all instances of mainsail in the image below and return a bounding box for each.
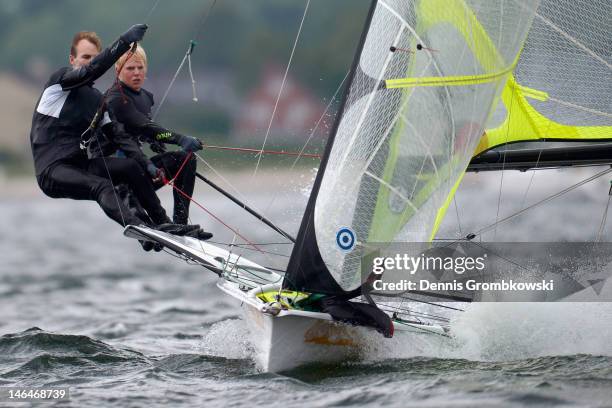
[284,0,539,295]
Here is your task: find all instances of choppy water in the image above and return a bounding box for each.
[1,169,612,407]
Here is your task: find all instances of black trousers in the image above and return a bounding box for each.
[37,157,169,227]
[150,151,197,224]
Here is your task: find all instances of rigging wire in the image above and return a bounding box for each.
[92,132,126,227]
[153,0,218,120]
[226,241,293,246]
[287,70,350,170]
[261,69,350,215]
[468,239,533,274]
[192,152,291,244]
[252,0,311,177]
[162,153,264,253]
[453,196,462,236]
[518,149,543,211]
[143,0,162,23]
[396,295,466,312]
[518,52,566,214]
[153,41,196,120]
[202,144,321,158]
[376,303,452,322]
[595,183,612,241]
[141,0,300,262]
[209,240,291,258]
[468,167,612,239]
[492,89,516,240]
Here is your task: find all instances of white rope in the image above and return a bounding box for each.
[252,0,311,177]
[143,0,162,23]
[153,49,189,120]
[288,70,350,172]
[262,69,350,214]
[187,53,198,102]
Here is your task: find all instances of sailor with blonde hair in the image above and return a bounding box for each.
[90,44,210,238]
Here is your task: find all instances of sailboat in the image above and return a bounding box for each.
[124,0,611,372]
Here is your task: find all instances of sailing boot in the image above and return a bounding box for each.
[140,240,154,251]
[139,240,164,252]
[155,223,201,236]
[117,185,153,224]
[148,207,173,226]
[184,227,213,241]
[173,201,189,225]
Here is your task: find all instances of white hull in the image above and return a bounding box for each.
[218,279,448,372]
[123,226,448,372]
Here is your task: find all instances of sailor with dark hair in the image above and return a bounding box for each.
[30,25,200,243]
[90,45,211,238]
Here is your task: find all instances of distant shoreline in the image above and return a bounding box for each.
[0,168,315,200]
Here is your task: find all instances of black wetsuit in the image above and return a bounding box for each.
[30,37,170,227]
[91,81,197,224]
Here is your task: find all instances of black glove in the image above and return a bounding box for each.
[146,163,165,183]
[150,140,167,154]
[178,136,203,152]
[146,162,158,177]
[121,24,148,44]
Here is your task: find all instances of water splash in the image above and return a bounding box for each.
[200,319,253,360]
[451,302,612,360]
[360,302,612,362]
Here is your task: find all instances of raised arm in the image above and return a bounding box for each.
[60,24,148,90]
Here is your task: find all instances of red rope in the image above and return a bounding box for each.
[203,144,321,158]
[163,151,193,185]
[163,151,263,253]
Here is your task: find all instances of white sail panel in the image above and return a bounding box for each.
[480,0,611,153]
[516,0,610,127]
[313,0,539,291]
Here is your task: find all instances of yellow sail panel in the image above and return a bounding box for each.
[476,0,612,155]
[429,173,465,241]
[476,75,612,155]
[384,65,514,88]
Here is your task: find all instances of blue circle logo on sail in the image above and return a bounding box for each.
[336,227,356,251]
